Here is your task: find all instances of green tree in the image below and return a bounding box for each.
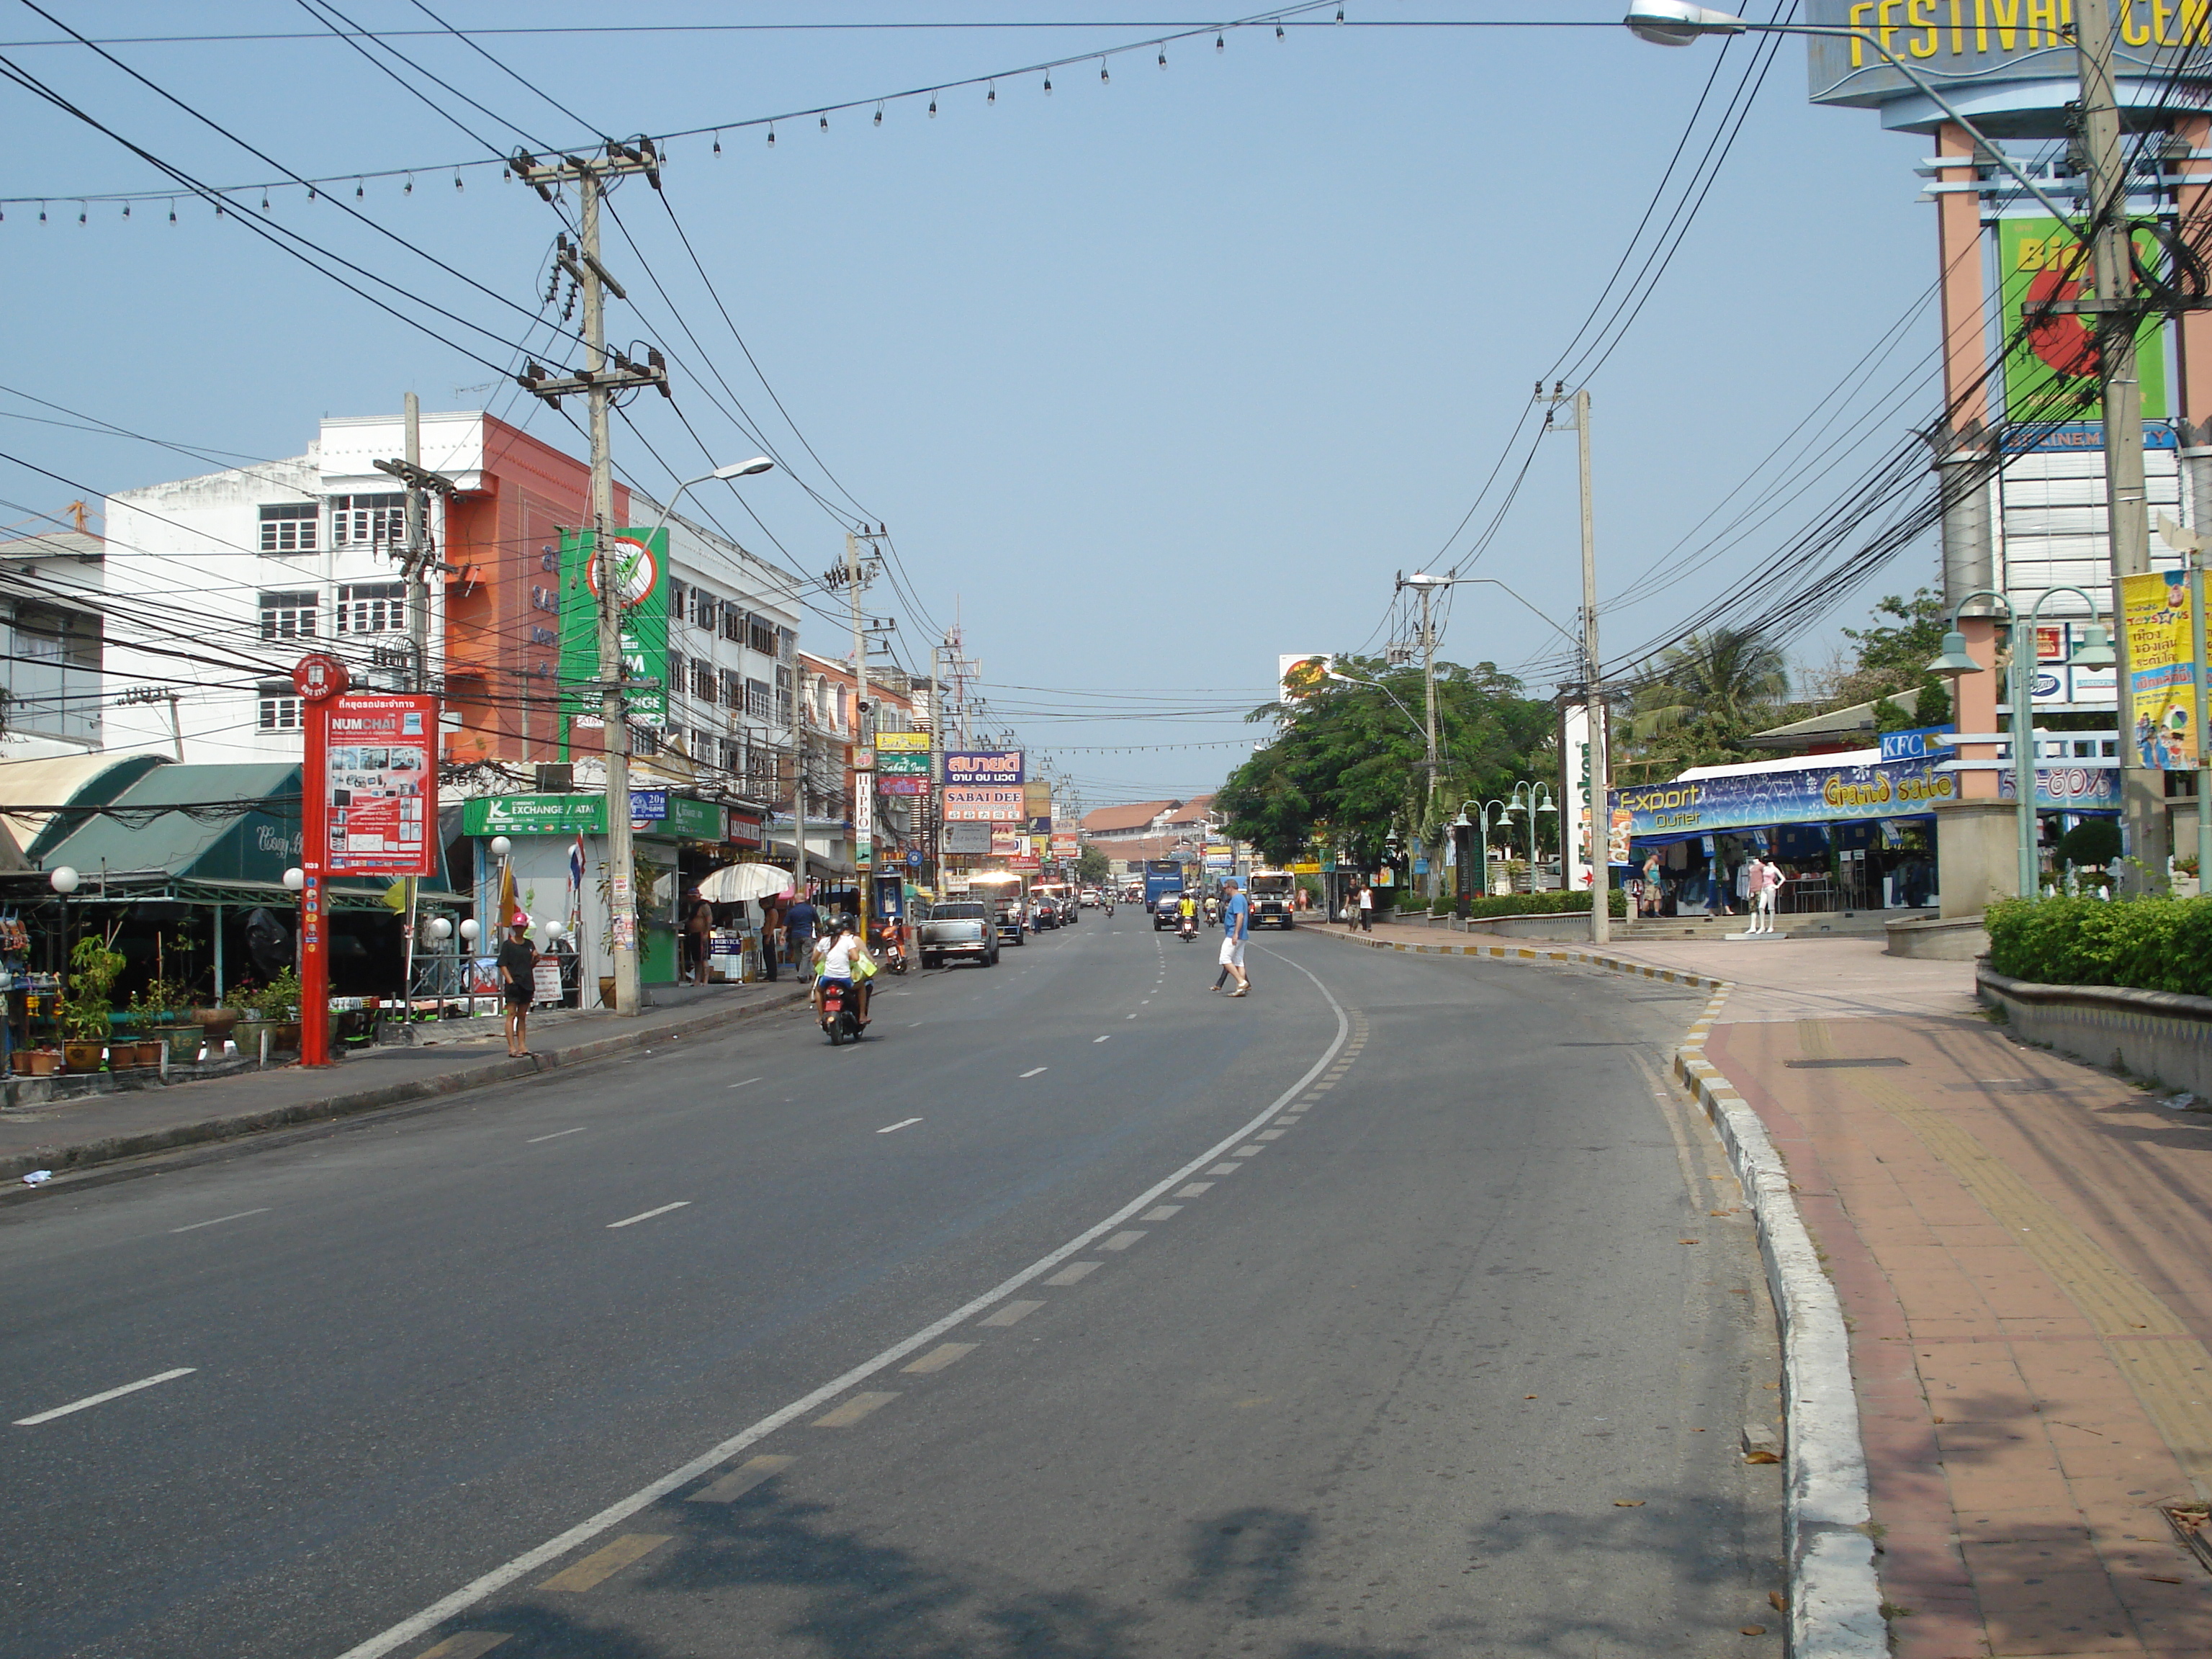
[1215,655,1555,867]
[1076,844,1112,885]
[1618,628,1789,782]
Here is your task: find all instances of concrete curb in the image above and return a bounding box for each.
[2,986,812,1195]
[1313,922,1887,1656]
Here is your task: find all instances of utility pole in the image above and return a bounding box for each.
[1545,383,1610,945]
[2077,0,2163,890]
[842,531,876,947]
[930,637,947,893]
[117,685,184,760]
[791,669,809,916]
[1393,573,1442,899]
[512,143,670,1014]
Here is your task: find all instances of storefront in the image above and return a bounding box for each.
[461,791,777,1000]
[1609,750,1956,918]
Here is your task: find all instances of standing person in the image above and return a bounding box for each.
[1357,884,1375,932]
[682,891,714,984]
[758,898,782,982]
[498,922,539,1058]
[1218,876,1251,996]
[1640,850,1663,917]
[783,884,819,976]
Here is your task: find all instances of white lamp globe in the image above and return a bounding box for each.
[48,866,79,894]
[458,918,481,945]
[490,836,513,858]
[428,917,454,942]
[283,867,305,891]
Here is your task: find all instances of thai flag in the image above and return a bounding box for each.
[570,832,587,890]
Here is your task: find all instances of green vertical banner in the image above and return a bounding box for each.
[559,526,669,729]
[1999,216,2167,423]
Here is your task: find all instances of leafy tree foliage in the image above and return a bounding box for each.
[1617,628,1790,783]
[1214,655,1555,866]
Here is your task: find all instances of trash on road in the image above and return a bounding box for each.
[22,1169,53,1186]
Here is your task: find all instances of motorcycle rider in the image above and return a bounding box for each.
[814,915,873,1030]
[1177,890,1197,939]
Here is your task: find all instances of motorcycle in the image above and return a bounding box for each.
[874,932,909,976]
[819,979,865,1045]
[1178,913,1197,943]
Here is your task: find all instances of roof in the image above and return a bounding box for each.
[1742,700,1880,752]
[1674,747,1881,781]
[1082,799,1182,835]
[1165,794,1216,824]
[0,751,169,862]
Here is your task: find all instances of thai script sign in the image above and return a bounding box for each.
[943,785,1026,822]
[2123,569,2200,769]
[944,750,1023,786]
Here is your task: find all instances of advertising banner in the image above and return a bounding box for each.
[1023,781,1053,823]
[878,775,930,796]
[727,812,765,848]
[315,693,439,876]
[941,822,992,854]
[1051,833,1080,860]
[1879,727,1956,763]
[463,793,608,836]
[1562,703,1593,891]
[559,526,670,729]
[945,750,1023,786]
[1609,757,1958,842]
[665,796,724,840]
[943,785,1025,822]
[1997,218,2167,424]
[2123,569,2200,770]
[990,830,1026,858]
[876,732,931,753]
[878,751,933,776]
[1999,765,2125,811]
[1278,654,1334,699]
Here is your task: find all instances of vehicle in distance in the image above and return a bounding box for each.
[1154,895,1187,932]
[967,872,1028,945]
[1029,898,1059,930]
[1248,869,1298,929]
[916,902,1000,969]
[1143,862,1184,912]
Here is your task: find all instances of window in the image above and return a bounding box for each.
[336,581,406,634]
[775,665,793,727]
[777,626,796,662]
[258,683,302,730]
[723,605,744,644]
[330,493,405,548]
[720,667,742,710]
[258,503,319,554]
[720,735,745,773]
[631,724,660,757]
[258,589,318,640]
[692,586,719,629]
[748,745,781,799]
[748,612,778,656]
[693,660,716,702]
[667,653,688,699]
[746,678,771,721]
[668,578,688,623]
[693,727,717,760]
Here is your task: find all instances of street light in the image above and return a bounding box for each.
[48,865,78,1012]
[643,457,775,545]
[1927,585,2113,899]
[1622,5,2088,233]
[1502,782,1557,884]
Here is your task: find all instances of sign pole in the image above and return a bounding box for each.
[296,657,344,1068]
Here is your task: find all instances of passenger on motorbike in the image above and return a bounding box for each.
[815,917,873,1028]
[1177,893,1197,938]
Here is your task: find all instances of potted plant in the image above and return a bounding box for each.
[11,1047,57,1076]
[221,978,270,1056]
[62,935,127,1072]
[261,968,304,1052]
[125,977,193,1068]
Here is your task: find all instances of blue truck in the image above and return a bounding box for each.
[1143,860,1184,916]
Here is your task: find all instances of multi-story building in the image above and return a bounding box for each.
[98,410,801,800]
[0,523,106,759]
[792,652,920,876]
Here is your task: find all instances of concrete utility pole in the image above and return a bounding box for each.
[930,638,947,892]
[1546,385,1610,945]
[2077,0,2163,889]
[791,670,809,914]
[1394,572,1442,899]
[511,143,670,1015]
[844,531,876,946]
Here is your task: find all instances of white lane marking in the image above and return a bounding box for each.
[908,1021,926,1028]
[1125,1012,1137,1020]
[332,953,1348,1659]
[1093,1035,1110,1043]
[1102,1231,1146,1251]
[15,1367,196,1426]
[606,1201,692,1230]
[526,1128,586,1145]
[1020,1067,1048,1079]
[724,1077,764,1091]
[169,1208,270,1233]
[877,1118,922,1135]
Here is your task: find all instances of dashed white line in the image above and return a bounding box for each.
[877,1118,922,1135]
[606,1201,692,1230]
[169,1208,270,1233]
[1020,1067,1048,1079]
[15,1367,196,1426]
[1093,1035,1111,1043]
[526,1128,587,1145]
[724,1077,763,1091]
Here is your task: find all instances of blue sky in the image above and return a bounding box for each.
[0,4,1943,806]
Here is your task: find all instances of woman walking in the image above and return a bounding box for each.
[498,922,539,1058]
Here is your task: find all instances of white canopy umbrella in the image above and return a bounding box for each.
[695,863,794,904]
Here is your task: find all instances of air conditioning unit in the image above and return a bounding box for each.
[535,763,575,793]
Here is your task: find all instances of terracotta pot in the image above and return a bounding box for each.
[271,1022,302,1052]
[62,1041,106,1074]
[12,1048,57,1076]
[167,1029,202,1064]
[598,976,616,1009]
[194,1008,240,1043]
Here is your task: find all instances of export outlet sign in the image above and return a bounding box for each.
[942,785,1026,822]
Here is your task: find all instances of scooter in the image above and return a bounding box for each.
[1179,913,1197,943]
[819,979,865,1045]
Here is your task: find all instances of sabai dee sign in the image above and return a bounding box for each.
[943,750,1023,786]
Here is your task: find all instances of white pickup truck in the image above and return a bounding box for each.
[917,901,1002,969]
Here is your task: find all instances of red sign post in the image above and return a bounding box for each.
[295,655,438,1067]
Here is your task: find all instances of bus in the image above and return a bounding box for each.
[966,871,1030,946]
[1247,869,1298,930]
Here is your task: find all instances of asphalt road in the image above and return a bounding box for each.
[1,914,1783,1659]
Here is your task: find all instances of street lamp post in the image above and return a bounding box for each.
[48,865,78,1015]
[1927,588,2116,900]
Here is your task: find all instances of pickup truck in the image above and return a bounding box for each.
[917,901,1002,969]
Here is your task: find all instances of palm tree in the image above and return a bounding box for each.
[1628,628,1789,742]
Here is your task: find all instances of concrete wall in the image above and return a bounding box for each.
[1935,796,2020,919]
[1977,966,2212,1100]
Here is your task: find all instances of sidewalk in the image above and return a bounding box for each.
[1632,938,2212,1657]
[1,978,809,1192]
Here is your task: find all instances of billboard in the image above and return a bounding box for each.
[1805,0,2211,119]
[1998,218,2167,423]
[314,693,439,876]
[876,732,930,752]
[941,822,992,854]
[945,750,1023,786]
[1278,654,1334,699]
[1562,703,1593,890]
[943,785,1026,822]
[559,526,670,729]
[2123,569,2200,769]
[1610,758,1957,840]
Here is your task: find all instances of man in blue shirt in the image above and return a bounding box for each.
[1217,878,1251,997]
[782,889,819,975]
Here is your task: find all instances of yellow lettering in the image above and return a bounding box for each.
[1879,0,1904,54]
[1951,0,1966,50]
[2029,0,2059,44]
[2018,235,2046,270]
[2121,0,2153,42]
[1976,0,1991,48]
[2154,0,2175,42]
[1910,0,1941,51]
[1851,2,1876,63]
[1990,0,2023,48]
[2182,0,2211,44]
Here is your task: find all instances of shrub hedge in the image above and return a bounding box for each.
[1436,889,1629,920]
[1985,895,2212,998]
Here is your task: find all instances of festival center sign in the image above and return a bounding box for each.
[1609,759,1957,841]
[2123,569,2200,770]
[559,526,670,729]
[1997,219,2167,424]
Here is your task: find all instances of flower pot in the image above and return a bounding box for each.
[598,976,616,1009]
[62,1041,106,1074]
[271,1022,302,1053]
[167,1028,202,1064]
[12,1048,57,1076]
[194,1007,240,1044]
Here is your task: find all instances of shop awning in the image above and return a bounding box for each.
[0,750,170,863]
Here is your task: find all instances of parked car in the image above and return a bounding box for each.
[1030,899,1059,930]
[1079,887,1100,908]
[916,901,1000,969]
